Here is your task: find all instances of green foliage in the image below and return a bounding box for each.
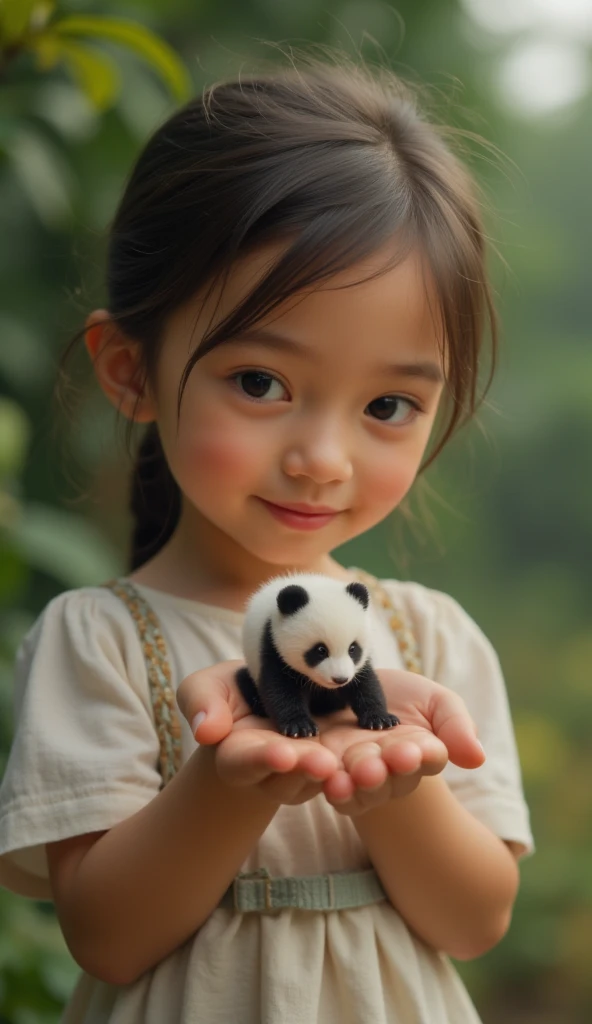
[0,1,591,1021]
[1,2,191,110]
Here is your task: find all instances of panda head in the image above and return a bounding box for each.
[271,578,370,688]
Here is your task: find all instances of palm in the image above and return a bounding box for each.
[178,661,484,812]
[215,708,338,806]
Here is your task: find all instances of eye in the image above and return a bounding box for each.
[232,371,288,402]
[365,394,419,424]
[303,642,331,669]
[348,641,362,664]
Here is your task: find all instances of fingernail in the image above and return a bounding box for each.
[191,712,206,736]
[477,740,486,755]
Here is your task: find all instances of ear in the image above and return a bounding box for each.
[345,582,369,609]
[277,584,309,617]
[84,309,156,423]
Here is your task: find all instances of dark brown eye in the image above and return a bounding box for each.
[235,371,286,401]
[366,395,416,424]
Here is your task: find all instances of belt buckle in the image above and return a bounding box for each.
[232,869,276,913]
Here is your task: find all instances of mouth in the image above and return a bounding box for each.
[257,498,343,531]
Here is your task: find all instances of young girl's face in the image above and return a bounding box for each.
[152,245,445,572]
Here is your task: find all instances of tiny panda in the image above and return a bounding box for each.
[236,573,400,738]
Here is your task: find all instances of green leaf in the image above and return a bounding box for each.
[8,503,122,588]
[41,36,120,110]
[53,15,191,101]
[5,125,74,229]
[0,315,53,393]
[0,398,30,479]
[24,29,60,72]
[0,0,40,47]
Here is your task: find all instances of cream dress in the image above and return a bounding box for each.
[0,576,533,1024]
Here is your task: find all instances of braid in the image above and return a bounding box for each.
[129,424,181,571]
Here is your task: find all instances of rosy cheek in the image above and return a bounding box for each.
[363,450,419,509]
[178,414,260,485]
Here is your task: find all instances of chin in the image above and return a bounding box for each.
[241,534,331,571]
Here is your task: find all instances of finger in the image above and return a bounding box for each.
[323,769,355,806]
[429,688,485,768]
[176,660,243,744]
[296,746,340,781]
[260,775,323,804]
[379,739,425,777]
[217,735,298,786]
[338,742,387,791]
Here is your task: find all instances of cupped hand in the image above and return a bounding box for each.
[176,661,338,806]
[317,668,485,816]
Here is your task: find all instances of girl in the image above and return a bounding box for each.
[0,59,533,1023]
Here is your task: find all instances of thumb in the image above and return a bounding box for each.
[430,686,485,770]
[176,660,239,744]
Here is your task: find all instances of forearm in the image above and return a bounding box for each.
[50,745,278,984]
[354,775,519,960]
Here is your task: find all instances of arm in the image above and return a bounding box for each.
[318,666,522,960]
[47,661,338,987]
[47,744,278,987]
[354,774,520,960]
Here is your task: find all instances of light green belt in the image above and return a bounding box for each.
[220,867,386,913]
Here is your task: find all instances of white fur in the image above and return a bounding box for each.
[242,573,370,689]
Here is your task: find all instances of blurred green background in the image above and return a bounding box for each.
[1,0,591,1021]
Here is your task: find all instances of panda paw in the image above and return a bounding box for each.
[280,715,319,739]
[358,711,400,731]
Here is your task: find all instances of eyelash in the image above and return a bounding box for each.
[228,370,423,424]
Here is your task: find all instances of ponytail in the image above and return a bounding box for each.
[129,424,181,571]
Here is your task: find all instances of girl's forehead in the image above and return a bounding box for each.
[168,242,443,360]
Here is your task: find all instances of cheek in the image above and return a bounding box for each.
[361,446,422,509]
[175,407,264,486]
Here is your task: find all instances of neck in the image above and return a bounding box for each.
[129,500,349,611]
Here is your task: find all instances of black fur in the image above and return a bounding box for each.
[304,642,329,668]
[277,584,309,616]
[348,641,362,665]
[236,619,399,737]
[345,581,369,608]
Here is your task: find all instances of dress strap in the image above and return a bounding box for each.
[352,568,423,675]
[103,578,183,786]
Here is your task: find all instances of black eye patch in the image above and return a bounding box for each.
[304,642,329,667]
[348,641,362,664]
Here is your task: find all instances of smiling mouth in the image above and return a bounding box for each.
[269,501,341,515]
[257,498,344,530]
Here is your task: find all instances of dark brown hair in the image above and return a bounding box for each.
[73,59,498,569]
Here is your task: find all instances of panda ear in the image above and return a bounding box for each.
[277,584,309,616]
[346,582,369,609]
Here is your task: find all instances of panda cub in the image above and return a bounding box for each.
[236,573,400,738]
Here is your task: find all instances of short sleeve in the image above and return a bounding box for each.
[0,588,162,899]
[385,580,534,857]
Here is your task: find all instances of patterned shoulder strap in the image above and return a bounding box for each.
[103,578,183,785]
[352,568,423,675]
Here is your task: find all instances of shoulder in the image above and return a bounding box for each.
[377,578,500,681]
[20,585,136,659]
[15,585,150,708]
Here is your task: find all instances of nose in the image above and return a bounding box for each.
[331,676,348,685]
[282,420,353,485]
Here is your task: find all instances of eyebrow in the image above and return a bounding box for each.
[231,328,444,384]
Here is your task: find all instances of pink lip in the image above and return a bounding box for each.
[271,501,340,514]
[258,498,342,531]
